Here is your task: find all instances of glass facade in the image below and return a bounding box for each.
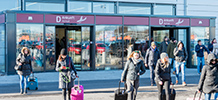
[154,4,175,15]
[119,3,151,14]
[81,27,90,70]
[93,2,114,13]
[0,0,21,11]
[153,30,170,49]
[0,24,5,73]
[26,2,65,12]
[68,1,92,13]
[16,24,44,71]
[95,26,122,70]
[191,27,210,67]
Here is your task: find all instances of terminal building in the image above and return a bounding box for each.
[0,0,216,75]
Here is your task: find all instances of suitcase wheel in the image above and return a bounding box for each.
[36,87,38,90]
[27,87,30,90]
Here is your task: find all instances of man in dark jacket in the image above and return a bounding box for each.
[145,42,160,86]
[195,40,210,74]
[208,38,216,52]
[167,37,177,74]
[198,53,218,100]
[159,36,169,53]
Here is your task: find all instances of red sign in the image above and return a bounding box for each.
[17,14,44,23]
[0,14,5,23]
[150,17,190,26]
[124,17,149,25]
[191,19,210,27]
[96,16,122,25]
[45,15,94,24]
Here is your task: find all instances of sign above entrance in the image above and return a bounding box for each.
[191,19,210,27]
[0,14,5,23]
[17,14,44,23]
[124,17,149,25]
[45,15,94,24]
[96,16,122,25]
[150,17,190,26]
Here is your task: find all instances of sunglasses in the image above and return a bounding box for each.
[134,51,140,53]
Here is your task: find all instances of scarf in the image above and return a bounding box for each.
[131,57,141,65]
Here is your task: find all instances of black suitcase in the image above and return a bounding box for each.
[162,85,176,100]
[114,81,128,100]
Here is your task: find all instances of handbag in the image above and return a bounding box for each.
[14,64,22,71]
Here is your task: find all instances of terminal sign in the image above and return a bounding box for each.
[151,17,190,26]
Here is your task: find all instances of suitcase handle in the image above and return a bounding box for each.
[193,91,202,100]
[118,81,126,93]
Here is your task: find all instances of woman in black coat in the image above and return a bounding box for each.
[56,48,77,100]
[16,47,33,95]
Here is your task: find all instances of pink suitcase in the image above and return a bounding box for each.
[71,78,84,100]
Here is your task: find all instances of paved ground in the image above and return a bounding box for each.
[0,68,212,100]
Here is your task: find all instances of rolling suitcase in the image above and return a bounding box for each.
[27,73,38,90]
[162,85,176,100]
[114,81,127,100]
[186,91,202,100]
[71,77,84,100]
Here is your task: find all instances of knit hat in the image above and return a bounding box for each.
[60,48,67,55]
[160,52,168,59]
[171,37,176,41]
[151,42,156,46]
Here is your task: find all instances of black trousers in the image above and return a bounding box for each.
[155,80,171,100]
[62,88,71,100]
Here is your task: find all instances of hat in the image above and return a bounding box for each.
[171,37,176,41]
[151,42,156,46]
[60,48,67,55]
[160,53,168,59]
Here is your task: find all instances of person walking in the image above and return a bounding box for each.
[174,41,188,86]
[198,53,218,100]
[208,38,216,52]
[155,53,172,100]
[145,42,160,86]
[121,50,146,100]
[167,37,177,74]
[160,36,169,53]
[16,47,33,95]
[195,40,210,74]
[56,48,78,100]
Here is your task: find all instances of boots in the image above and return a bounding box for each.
[24,88,27,94]
[20,89,23,95]
[68,89,71,100]
[62,89,67,100]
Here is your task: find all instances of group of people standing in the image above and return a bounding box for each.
[121,37,218,100]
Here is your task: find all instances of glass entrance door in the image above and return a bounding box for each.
[152,30,170,49]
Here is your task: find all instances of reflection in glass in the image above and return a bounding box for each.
[93,2,114,13]
[81,27,90,70]
[96,26,122,70]
[0,0,21,11]
[45,26,55,71]
[153,30,170,49]
[16,24,44,71]
[0,24,5,73]
[68,1,91,13]
[119,3,151,14]
[26,2,65,12]
[191,27,209,67]
[154,5,174,15]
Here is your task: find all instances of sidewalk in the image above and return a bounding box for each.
[0,68,199,84]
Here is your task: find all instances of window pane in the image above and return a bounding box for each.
[16,24,44,72]
[26,2,65,12]
[93,2,114,13]
[0,0,21,11]
[154,5,174,15]
[191,27,210,67]
[119,3,151,14]
[0,24,5,73]
[96,25,123,70]
[68,1,91,13]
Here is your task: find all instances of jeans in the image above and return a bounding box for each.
[19,75,29,90]
[205,93,218,100]
[155,80,170,100]
[169,58,176,72]
[175,61,186,83]
[62,88,71,100]
[197,57,205,74]
[149,65,155,84]
[126,79,139,100]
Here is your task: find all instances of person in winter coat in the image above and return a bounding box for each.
[16,47,33,95]
[159,36,169,53]
[56,48,78,100]
[155,53,172,100]
[198,53,218,100]
[195,40,210,74]
[208,38,216,52]
[145,42,160,86]
[174,41,188,86]
[121,50,146,100]
[167,37,177,74]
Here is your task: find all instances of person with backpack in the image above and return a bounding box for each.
[15,47,33,95]
[155,53,172,100]
[198,53,218,100]
[145,42,160,86]
[195,40,210,74]
[56,48,78,100]
[174,41,188,86]
[121,50,146,100]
